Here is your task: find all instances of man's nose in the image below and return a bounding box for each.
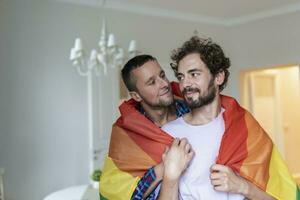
[181,76,192,88]
[159,77,169,88]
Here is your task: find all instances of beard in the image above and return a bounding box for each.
[139,89,174,108]
[182,78,216,109]
[142,94,174,108]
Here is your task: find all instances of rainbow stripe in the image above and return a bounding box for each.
[217,96,299,199]
[100,83,299,200]
[100,98,173,200]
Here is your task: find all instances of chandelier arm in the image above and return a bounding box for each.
[76,65,89,76]
[98,58,108,75]
[74,59,89,76]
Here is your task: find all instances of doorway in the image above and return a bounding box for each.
[240,65,300,183]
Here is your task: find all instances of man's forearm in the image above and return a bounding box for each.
[241,181,275,200]
[131,163,164,200]
[142,163,164,198]
[142,179,161,199]
[157,177,179,200]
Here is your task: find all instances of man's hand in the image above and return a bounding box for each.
[162,138,194,181]
[210,164,275,200]
[210,164,248,195]
[157,138,194,200]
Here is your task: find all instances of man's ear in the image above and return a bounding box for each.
[129,91,142,102]
[215,71,225,86]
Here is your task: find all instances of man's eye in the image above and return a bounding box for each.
[177,76,183,81]
[191,73,200,77]
[148,80,155,85]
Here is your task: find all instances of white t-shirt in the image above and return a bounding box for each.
[161,109,244,200]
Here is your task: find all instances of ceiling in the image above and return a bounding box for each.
[59,0,300,25]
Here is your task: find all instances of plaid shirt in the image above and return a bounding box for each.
[131,100,189,200]
[136,100,189,126]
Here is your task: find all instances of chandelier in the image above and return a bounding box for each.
[69,12,138,185]
[69,20,138,76]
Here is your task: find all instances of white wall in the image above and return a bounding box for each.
[1,1,90,200]
[0,0,10,179]
[0,0,227,199]
[226,11,300,98]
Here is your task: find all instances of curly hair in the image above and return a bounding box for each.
[170,36,230,91]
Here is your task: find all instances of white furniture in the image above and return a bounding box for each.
[0,168,4,200]
[44,185,98,200]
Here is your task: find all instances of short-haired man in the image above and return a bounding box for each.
[99,54,193,199]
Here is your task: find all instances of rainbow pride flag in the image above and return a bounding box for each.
[100,83,299,200]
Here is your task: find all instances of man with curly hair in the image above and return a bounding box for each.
[158,36,296,199]
[100,38,298,200]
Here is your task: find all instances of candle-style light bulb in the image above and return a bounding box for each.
[107,34,116,48]
[70,48,77,60]
[74,38,83,51]
[128,40,137,52]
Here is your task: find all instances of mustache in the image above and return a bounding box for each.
[182,87,200,95]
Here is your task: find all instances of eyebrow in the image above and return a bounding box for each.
[145,70,165,84]
[177,68,202,76]
[187,68,202,73]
